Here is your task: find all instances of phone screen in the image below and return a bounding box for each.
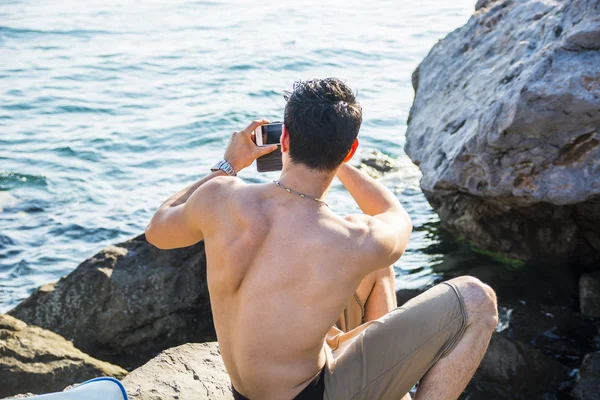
[261,123,283,145]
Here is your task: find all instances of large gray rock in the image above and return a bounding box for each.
[405,0,600,265]
[122,342,233,400]
[9,234,214,369]
[0,314,127,398]
[572,351,600,399]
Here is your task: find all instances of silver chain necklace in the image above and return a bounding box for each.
[273,180,329,207]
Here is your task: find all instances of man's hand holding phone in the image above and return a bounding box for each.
[254,121,284,172]
[223,119,279,174]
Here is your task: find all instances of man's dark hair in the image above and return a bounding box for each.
[284,78,362,171]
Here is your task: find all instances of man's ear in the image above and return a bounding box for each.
[343,138,359,163]
[281,124,290,153]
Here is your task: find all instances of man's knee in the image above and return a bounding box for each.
[448,276,498,330]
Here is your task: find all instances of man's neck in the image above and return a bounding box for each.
[277,163,336,201]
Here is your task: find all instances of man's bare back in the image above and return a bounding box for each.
[204,180,398,399]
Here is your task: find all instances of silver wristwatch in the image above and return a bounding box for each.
[211,159,237,176]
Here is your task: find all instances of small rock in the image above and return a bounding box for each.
[580,273,600,317]
[572,351,600,400]
[360,150,396,177]
[0,314,127,399]
[121,342,233,400]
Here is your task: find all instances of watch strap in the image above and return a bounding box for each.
[211,159,237,176]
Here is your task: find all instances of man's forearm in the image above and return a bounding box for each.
[336,163,401,216]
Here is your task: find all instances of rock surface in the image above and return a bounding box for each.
[572,351,600,400]
[122,342,233,400]
[580,272,600,317]
[0,314,127,399]
[405,0,600,265]
[463,333,571,399]
[9,234,214,369]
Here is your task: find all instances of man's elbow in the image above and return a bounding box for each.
[144,222,164,249]
[392,210,413,259]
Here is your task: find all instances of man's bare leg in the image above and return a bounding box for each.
[414,276,498,400]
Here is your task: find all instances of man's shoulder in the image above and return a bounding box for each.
[187,177,248,214]
[207,176,246,189]
[197,176,248,199]
[339,213,404,256]
[195,177,265,211]
[187,178,256,236]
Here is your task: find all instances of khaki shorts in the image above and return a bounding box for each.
[324,282,467,400]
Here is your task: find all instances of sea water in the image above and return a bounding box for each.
[0,0,477,312]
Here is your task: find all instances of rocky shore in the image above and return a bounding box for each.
[3,197,599,399]
[2,0,599,399]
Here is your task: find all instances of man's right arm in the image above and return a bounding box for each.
[145,119,277,250]
[337,163,412,267]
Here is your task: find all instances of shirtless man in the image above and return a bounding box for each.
[146,78,498,400]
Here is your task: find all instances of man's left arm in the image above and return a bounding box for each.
[145,119,278,249]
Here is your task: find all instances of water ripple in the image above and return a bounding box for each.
[0,26,116,37]
[0,172,47,190]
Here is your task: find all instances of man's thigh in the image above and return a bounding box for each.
[324,282,467,400]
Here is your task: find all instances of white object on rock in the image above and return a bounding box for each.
[5,378,128,400]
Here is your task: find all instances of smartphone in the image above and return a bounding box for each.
[255,122,283,172]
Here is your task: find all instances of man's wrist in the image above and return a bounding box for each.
[211,159,237,176]
[226,159,243,174]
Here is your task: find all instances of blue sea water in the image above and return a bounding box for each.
[0,0,479,312]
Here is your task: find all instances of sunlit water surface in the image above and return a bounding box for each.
[0,0,478,311]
